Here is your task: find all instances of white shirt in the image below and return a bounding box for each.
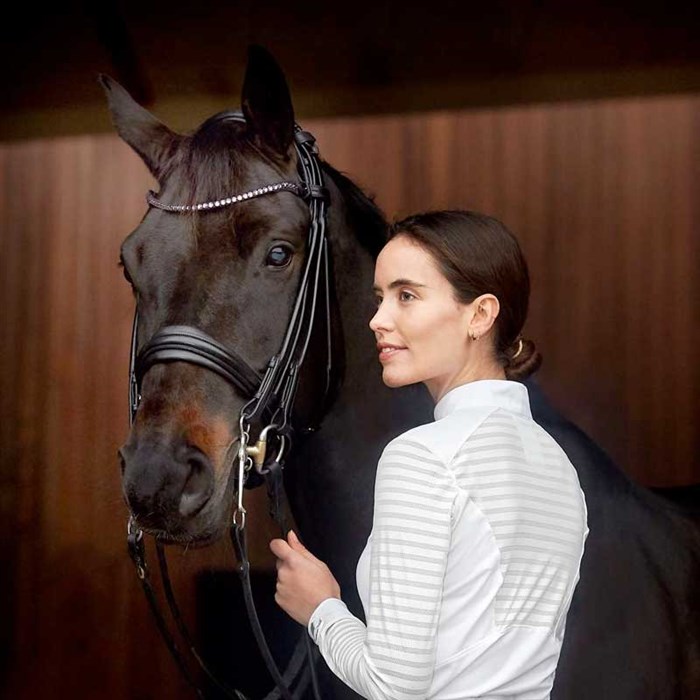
[309,380,588,700]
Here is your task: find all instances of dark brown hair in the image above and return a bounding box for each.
[389,210,542,380]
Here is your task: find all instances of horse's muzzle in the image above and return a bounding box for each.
[119,440,215,532]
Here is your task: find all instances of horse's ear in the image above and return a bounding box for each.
[241,46,295,157]
[99,74,179,180]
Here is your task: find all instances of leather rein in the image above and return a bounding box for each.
[126,117,333,700]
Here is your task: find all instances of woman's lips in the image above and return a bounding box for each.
[377,344,406,363]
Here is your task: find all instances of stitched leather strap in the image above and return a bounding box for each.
[136,325,262,399]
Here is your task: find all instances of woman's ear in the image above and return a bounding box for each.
[468,294,500,340]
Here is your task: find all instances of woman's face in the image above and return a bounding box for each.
[370,235,475,400]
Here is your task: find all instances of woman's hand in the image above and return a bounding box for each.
[270,530,341,626]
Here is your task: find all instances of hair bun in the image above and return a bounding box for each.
[505,337,542,380]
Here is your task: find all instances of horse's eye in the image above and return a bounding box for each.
[265,245,294,268]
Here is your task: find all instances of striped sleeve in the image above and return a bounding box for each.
[308,437,456,700]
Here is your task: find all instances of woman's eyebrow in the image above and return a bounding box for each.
[372,278,428,293]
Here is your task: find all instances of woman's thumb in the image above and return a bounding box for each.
[288,530,309,554]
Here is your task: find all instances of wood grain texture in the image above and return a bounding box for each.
[1,93,698,698]
[312,95,700,485]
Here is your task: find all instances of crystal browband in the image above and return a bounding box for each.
[146,181,304,213]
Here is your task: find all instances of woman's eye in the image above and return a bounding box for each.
[399,291,415,302]
[265,245,294,268]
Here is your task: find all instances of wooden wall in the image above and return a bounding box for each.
[1,93,698,698]
[311,95,700,485]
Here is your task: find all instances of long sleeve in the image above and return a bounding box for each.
[308,437,457,700]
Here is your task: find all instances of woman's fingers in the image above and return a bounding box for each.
[287,531,323,564]
[269,537,292,559]
[287,530,303,548]
[287,530,309,557]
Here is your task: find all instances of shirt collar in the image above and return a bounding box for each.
[433,380,532,421]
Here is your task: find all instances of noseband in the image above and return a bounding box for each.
[126,116,332,700]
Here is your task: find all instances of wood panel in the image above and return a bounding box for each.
[1,93,698,698]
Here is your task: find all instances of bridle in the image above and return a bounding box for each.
[126,115,334,700]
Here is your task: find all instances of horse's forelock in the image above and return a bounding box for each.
[174,114,262,208]
[165,116,388,259]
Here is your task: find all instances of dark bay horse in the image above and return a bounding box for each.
[103,47,700,699]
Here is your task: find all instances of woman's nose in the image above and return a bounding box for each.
[369,302,391,333]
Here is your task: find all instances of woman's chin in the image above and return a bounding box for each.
[382,369,413,389]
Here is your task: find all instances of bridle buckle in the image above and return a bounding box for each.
[300,182,329,202]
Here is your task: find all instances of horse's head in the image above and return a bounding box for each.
[104,47,332,545]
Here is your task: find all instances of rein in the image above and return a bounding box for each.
[126,118,332,700]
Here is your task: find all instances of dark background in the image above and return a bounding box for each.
[2,0,700,139]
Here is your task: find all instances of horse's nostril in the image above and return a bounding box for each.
[120,441,215,525]
[179,448,214,518]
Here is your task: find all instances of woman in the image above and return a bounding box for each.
[271,210,588,699]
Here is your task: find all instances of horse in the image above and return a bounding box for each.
[103,46,700,699]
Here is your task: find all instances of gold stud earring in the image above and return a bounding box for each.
[470,331,478,341]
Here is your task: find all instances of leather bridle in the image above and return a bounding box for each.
[126,116,333,700]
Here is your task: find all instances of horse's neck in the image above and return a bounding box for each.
[325,178,433,430]
[285,186,432,598]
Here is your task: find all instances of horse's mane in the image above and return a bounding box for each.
[321,162,388,258]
